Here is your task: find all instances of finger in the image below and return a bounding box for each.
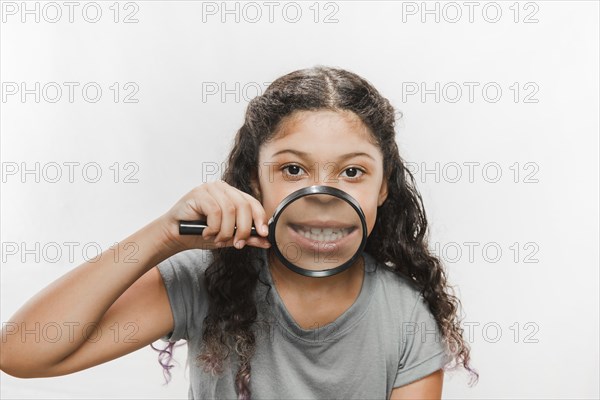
[225,189,253,248]
[194,193,221,239]
[202,233,216,244]
[211,234,270,249]
[240,191,269,237]
[182,188,220,238]
[186,186,221,239]
[206,183,236,243]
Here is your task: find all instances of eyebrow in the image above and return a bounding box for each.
[270,149,376,162]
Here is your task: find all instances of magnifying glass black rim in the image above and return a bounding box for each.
[267,185,368,278]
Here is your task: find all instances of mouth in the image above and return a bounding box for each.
[289,222,356,242]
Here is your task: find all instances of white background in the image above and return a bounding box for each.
[1,0,598,398]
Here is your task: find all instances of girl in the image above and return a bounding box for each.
[0,66,477,399]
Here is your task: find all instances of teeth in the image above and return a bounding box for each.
[295,225,351,242]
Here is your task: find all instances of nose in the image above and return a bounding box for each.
[303,192,344,206]
[311,173,342,188]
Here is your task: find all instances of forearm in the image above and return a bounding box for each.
[0,215,179,371]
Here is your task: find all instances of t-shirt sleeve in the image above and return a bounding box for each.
[393,293,452,388]
[156,249,212,343]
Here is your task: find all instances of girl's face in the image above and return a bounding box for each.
[252,109,388,244]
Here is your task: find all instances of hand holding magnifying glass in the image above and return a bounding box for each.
[179,185,367,278]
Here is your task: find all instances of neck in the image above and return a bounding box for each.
[267,249,364,294]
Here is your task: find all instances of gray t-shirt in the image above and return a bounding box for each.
[157,248,451,399]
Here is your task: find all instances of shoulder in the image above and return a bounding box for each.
[365,252,425,319]
[156,249,215,313]
[157,249,214,283]
[364,254,452,389]
[159,248,215,271]
[155,249,215,342]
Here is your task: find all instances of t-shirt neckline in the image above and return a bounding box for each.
[256,248,377,343]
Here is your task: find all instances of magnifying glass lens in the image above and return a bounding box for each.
[179,185,367,278]
[274,193,363,274]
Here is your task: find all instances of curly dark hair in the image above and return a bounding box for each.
[152,66,479,398]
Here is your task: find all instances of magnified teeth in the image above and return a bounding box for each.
[295,225,351,242]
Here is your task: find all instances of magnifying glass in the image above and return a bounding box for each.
[178,185,367,278]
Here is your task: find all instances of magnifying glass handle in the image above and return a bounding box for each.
[179,220,260,236]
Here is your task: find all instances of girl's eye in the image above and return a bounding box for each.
[282,164,306,178]
[286,165,302,175]
[341,167,364,179]
[281,164,364,181]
